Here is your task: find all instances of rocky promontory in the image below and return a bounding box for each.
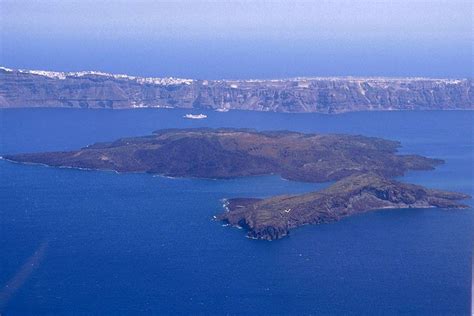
[217,174,470,240]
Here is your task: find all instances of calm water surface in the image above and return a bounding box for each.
[0,109,473,314]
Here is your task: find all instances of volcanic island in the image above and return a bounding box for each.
[4,128,469,240]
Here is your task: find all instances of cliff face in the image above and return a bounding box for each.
[1,67,472,113]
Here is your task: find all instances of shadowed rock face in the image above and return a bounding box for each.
[217,174,470,240]
[1,67,472,113]
[2,128,442,182]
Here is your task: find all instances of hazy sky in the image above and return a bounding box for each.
[1,0,472,78]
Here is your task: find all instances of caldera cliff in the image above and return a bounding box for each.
[1,67,472,113]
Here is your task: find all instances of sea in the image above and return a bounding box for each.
[0,108,472,315]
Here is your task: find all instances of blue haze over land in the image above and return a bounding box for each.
[0,109,473,314]
[1,0,472,78]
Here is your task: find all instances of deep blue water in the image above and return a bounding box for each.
[0,109,473,315]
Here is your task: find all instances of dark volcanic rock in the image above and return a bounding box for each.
[2,128,443,182]
[217,174,470,240]
[1,67,472,113]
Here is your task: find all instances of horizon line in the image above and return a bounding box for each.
[1,66,471,82]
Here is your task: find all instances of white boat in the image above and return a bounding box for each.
[183,113,207,119]
[215,108,230,112]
